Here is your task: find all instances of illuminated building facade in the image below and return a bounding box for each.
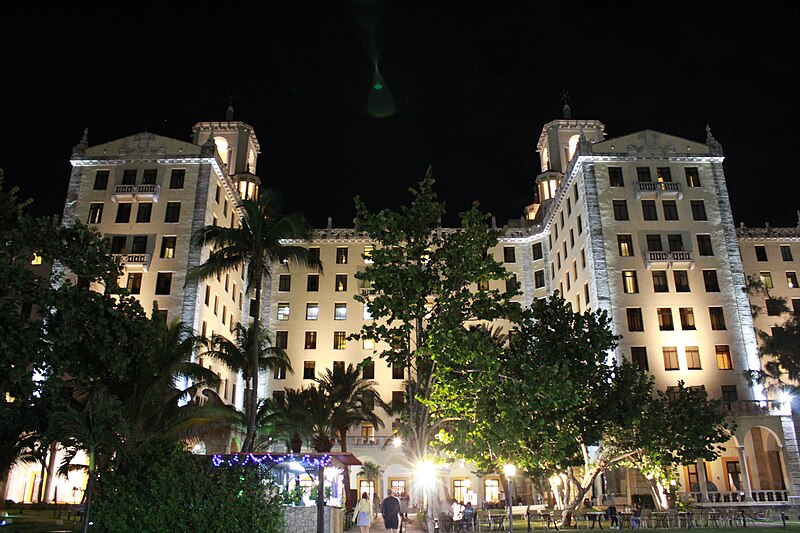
[6,110,800,509]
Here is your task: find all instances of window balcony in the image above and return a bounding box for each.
[111,184,161,203]
[643,250,694,270]
[113,253,152,272]
[632,181,683,200]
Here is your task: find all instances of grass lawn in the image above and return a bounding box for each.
[0,507,81,532]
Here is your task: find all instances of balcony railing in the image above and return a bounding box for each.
[722,399,783,415]
[644,250,694,269]
[632,181,684,199]
[112,184,161,202]
[113,253,152,272]
[679,490,789,504]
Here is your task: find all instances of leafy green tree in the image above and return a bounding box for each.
[190,192,321,452]
[352,174,518,468]
[433,295,731,515]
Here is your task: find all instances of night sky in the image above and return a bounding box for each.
[2,3,798,228]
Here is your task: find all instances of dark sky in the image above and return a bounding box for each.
[2,3,798,228]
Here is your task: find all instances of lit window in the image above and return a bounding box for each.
[685,167,701,187]
[335,274,348,292]
[760,271,774,289]
[656,167,672,182]
[277,303,290,321]
[363,303,373,320]
[663,347,679,370]
[335,303,347,320]
[716,345,733,370]
[685,346,701,370]
[657,308,674,331]
[478,279,490,291]
[88,203,104,224]
[305,303,319,320]
[127,272,142,295]
[364,245,374,263]
[160,236,176,258]
[304,331,317,349]
[333,331,346,350]
[363,338,375,350]
[30,253,42,265]
[336,247,349,264]
[679,308,696,330]
[787,272,798,289]
[622,271,638,294]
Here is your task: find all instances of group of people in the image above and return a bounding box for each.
[603,502,642,529]
[354,489,410,533]
[439,497,476,532]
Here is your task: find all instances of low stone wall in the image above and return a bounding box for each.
[283,506,343,533]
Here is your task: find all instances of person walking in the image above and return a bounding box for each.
[381,490,402,533]
[355,492,373,533]
[399,491,410,521]
[373,492,381,518]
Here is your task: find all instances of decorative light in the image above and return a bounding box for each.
[503,464,516,477]
[393,436,403,448]
[211,453,332,469]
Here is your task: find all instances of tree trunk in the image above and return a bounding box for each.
[316,464,325,533]
[339,432,353,510]
[81,452,95,533]
[242,279,262,452]
[43,443,58,503]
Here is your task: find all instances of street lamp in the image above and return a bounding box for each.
[504,464,516,532]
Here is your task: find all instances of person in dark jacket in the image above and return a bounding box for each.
[381,490,402,533]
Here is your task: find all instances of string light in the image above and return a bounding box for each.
[211,453,333,469]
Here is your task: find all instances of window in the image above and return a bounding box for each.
[663,347,679,370]
[778,245,793,262]
[569,230,575,249]
[115,203,132,223]
[165,202,181,223]
[690,200,707,221]
[304,331,317,349]
[574,182,580,201]
[760,271,774,289]
[277,303,290,321]
[222,199,228,218]
[477,279,490,291]
[363,303,373,320]
[685,167,701,187]
[656,167,672,182]
[754,245,768,261]
[646,234,663,251]
[627,308,644,331]
[765,298,783,316]
[584,282,590,304]
[686,346,701,370]
[631,347,649,371]
[93,170,109,190]
[336,247,348,264]
[716,345,733,370]
[334,303,347,320]
[673,270,690,292]
[703,270,720,292]
[503,247,516,263]
[169,169,185,189]
[392,364,404,380]
[274,363,287,380]
[135,203,152,223]
[505,274,517,294]
[652,271,669,292]
[662,200,678,220]
[534,270,545,289]
[577,215,583,235]
[122,169,137,185]
[351,363,372,383]
[642,200,658,221]
[333,331,346,350]
[679,308,696,330]
[155,272,172,295]
[609,167,624,187]
[709,307,726,330]
[657,308,674,331]
[392,391,405,411]
[532,242,543,260]
[666,386,681,402]
[622,271,638,293]
[131,235,147,254]
[275,331,288,349]
[697,235,713,256]
[160,236,176,258]
[307,274,319,291]
[87,203,104,224]
[142,169,157,184]
[560,212,565,229]
[793,299,800,315]
[788,272,799,288]
[636,167,652,182]
[668,234,684,252]
[214,184,221,204]
[335,274,347,292]
[303,361,315,380]
[204,285,210,306]
[308,247,320,262]
[613,200,629,221]
[127,272,142,295]
[721,384,738,405]
[111,236,126,254]
[278,274,291,292]
[618,235,633,256]
[213,296,219,316]
[305,303,318,320]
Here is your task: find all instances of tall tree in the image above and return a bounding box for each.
[316,362,387,508]
[352,174,518,469]
[190,191,321,452]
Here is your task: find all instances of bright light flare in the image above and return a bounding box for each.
[504,464,516,477]
[415,461,437,489]
[393,436,403,448]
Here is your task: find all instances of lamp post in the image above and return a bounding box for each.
[504,464,516,532]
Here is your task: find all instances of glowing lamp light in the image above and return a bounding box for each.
[779,390,792,406]
[393,436,403,448]
[503,464,516,477]
[415,461,437,489]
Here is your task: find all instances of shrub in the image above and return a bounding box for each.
[93,444,284,532]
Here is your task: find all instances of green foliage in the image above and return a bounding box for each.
[353,175,519,461]
[93,443,285,532]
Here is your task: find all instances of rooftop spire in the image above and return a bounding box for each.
[560,90,571,119]
[226,92,236,121]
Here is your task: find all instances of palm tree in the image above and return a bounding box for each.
[189,191,321,452]
[201,323,293,449]
[316,362,387,508]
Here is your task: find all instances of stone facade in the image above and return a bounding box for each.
[283,506,343,533]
